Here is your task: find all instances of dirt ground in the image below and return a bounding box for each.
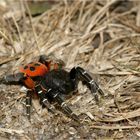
[0,0,140,140]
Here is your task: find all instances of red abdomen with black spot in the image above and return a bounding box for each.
[19,62,49,89]
[20,62,49,77]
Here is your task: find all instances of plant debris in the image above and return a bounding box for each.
[0,0,140,139]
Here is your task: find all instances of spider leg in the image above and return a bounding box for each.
[34,85,55,113]
[26,90,32,120]
[2,73,25,85]
[51,90,79,122]
[70,67,104,101]
[39,54,65,70]
[38,55,51,69]
[39,54,49,63]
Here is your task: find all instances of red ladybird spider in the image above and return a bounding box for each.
[1,55,104,121]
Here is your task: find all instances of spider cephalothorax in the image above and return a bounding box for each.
[1,55,104,121]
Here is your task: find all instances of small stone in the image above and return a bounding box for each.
[68,127,76,135]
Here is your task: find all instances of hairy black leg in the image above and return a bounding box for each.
[34,85,55,113]
[39,54,65,69]
[38,55,50,66]
[26,90,32,120]
[70,67,104,101]
[51,90,79,122]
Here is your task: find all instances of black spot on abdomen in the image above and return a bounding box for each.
[24,65,28,69]
[30,66,35,71]
[34,63,40,66]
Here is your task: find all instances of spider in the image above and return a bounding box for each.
[1,55,104,121]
